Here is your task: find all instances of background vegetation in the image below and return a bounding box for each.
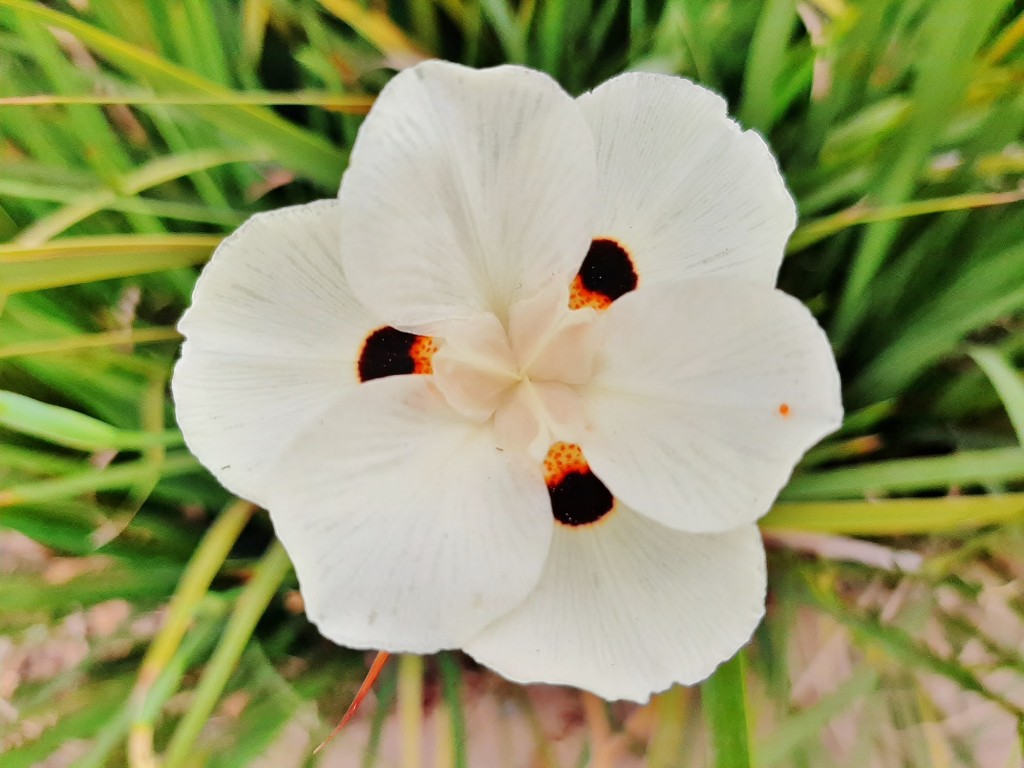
[1,0,1023,765]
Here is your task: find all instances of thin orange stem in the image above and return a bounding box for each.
[313,650,392,755]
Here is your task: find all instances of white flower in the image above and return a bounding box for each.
[172,61,842,702]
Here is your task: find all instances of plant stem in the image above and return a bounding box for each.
[398,654,424,768]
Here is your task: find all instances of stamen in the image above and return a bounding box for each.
[543,442,615,526]
[357,327,437,382]
[569,238,638,310]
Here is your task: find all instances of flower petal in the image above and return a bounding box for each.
[338,60,597,330]
[266,375,552,652]
[580,279,842,533]
[173,200,377,506]
[577,72,797,287]
[465,509,766,702]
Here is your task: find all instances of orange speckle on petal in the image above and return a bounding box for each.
[543,442,614,527]
[543,442,590,486]
[568,238,638,311]
[357,327,437,382]
[778,403,791,417]
[569,275,614,311]
[411,336,437,375]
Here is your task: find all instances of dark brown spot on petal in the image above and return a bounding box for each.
[357,327,436,382]
[569,238,638,311]
[543,442,614,527]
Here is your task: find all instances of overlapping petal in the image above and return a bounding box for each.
[265,376,553,652]
[580,279,842,533]
[173,201,376,506]
[465,510,766,702]
[577,73,797,287]
[338,60,597,330]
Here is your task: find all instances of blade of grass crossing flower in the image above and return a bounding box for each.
[0,0,346,188]
[968,346,1024,445]
[702,650,753,768]
[162,541,293,768]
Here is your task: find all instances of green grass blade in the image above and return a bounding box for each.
[317,0,429,67]
[738,0,795,133]
[831,0,1016,346]
[479,0,527,63]
[764,494,1024,535]
[969,346,1024,445]
[0,453,199,508]
[702,651,752,768]
[438,653,469,768]
[0,390,182,451]
[0,234,218,292]
[162,540,293,768]
[782,448,1024,501]
[15,148,263,245]
[0,0,346,187]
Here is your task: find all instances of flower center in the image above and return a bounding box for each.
[431,284,601,459]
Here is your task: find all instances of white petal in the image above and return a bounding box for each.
[465,510,766,702]
[338,60,597,330]
[173,200,377,506]
[177,200,372,359]
[577,72,796,287]
[580,279,842,533]
[431,312,518,420]
[266,376,552,652]
[509,283,599,385]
